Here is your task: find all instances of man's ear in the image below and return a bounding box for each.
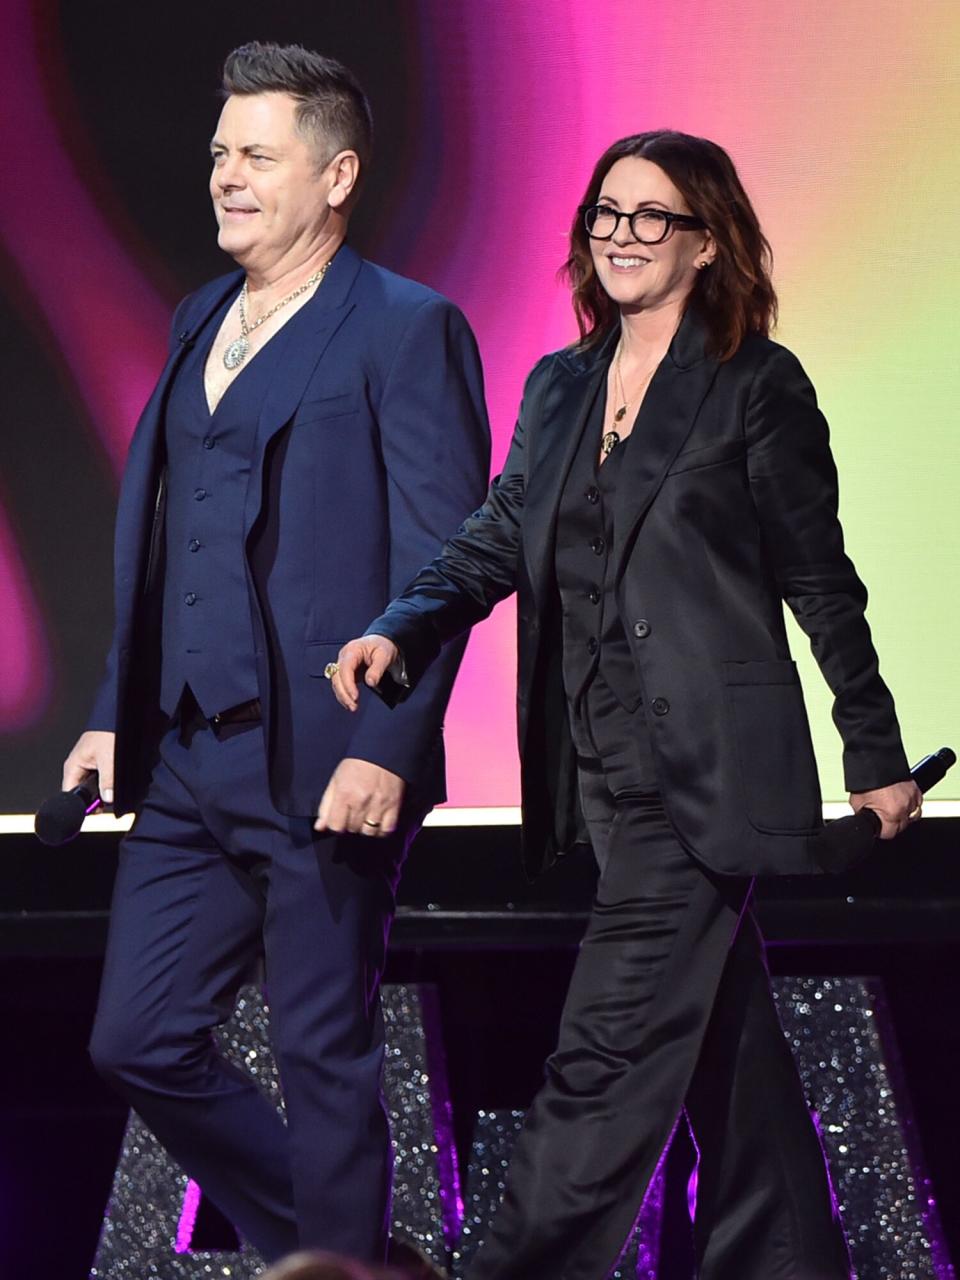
[326,150,361,209]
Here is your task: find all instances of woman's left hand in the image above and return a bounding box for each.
[849,779,923,839]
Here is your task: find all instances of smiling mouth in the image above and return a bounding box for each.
[608,255,650,269]
[222,207,259,217]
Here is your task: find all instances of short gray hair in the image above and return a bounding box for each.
[222,42,373,171]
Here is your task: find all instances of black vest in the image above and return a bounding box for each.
[159,293,285,718]
[555,386,642,712]
[555,384,658,787]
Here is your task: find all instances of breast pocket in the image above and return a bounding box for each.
[723,659,822,833]
[294,391,360,428]
[666,439,745,477]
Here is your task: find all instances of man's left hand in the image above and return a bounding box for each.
[315,757,406,837]
[849,779,923,839]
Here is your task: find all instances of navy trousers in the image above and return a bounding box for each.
[89,709,422,1262]
[467,685,852,1280]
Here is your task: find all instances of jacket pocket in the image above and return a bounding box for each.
[305,641,349,677]
[723,659,822,833]
[294,391,359,427]
[666,439,745,476]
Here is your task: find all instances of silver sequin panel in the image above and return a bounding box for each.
[89,983,457,1279]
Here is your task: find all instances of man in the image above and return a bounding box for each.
[62,42,489,1264]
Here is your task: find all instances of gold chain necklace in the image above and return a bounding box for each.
[222,262,331,371]
[601,341,656,457]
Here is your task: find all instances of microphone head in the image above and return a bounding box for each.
[811,807,882,874]
[35,790,91,846]
[911,746,957,794]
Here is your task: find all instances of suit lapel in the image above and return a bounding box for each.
[124,273,243,482]
[611,312,719,577]
[521,337,613,613]
[254,245,361,450]
[244,245,361,530]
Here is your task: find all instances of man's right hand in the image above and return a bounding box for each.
[331,635,400,712]
[62,731,116,805]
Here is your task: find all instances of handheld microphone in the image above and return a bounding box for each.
[34,775,103,847]
[813,747,956,874]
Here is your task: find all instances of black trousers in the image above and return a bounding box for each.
[89,709,423,1262]
[467,683,851,1280]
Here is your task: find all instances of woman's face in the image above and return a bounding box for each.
[588,157,713,316]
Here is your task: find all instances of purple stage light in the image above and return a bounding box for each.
[174,1178,202,1254]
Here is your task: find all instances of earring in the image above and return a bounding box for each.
[697,259,710,269]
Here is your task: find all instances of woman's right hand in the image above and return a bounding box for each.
[329,634,400,711]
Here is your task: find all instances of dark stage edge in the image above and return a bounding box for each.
[2,816,958,954]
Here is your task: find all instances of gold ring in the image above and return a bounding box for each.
[363,818,381,828]
[909,806,922,820]
[323,662,339,680]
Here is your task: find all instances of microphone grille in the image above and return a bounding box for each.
[35,791,90,846]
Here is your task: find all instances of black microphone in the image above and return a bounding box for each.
[813,747,956,874]
[34,775,103,847]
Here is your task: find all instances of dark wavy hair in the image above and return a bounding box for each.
[563,131,777,360]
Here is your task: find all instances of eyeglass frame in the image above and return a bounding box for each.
[580,203,708,245]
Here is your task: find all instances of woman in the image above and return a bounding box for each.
[328,132,920,1279]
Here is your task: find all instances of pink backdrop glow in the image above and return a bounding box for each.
[2,0,956,797]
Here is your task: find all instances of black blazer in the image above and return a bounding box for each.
[369,312,909,879]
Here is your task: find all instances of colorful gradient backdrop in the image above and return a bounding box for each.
[1,0,957,811]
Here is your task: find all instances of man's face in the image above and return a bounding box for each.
[209,92,335,275]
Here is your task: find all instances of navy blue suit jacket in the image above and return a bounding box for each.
[89,244,491,817]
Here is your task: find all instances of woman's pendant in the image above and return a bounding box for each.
[601,429,621,457]
[223,336,250,371]
[614,405,627,422]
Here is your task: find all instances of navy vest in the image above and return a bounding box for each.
[159,292,286,718]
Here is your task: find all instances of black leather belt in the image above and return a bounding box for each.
[210,698,262,728]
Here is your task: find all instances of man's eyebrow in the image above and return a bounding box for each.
[208,141,280,154]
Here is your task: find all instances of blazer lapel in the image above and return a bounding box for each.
[612,312,719,578]
[521,335,614,613]
[254,244,361,450]
[125,273,243,480]
[244,245,361,529]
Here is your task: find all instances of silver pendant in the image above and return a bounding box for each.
[223,336,249,371]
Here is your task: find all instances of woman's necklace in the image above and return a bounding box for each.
[222,262,331,371]
[601,340,656,457]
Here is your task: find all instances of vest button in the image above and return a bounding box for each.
[194,488,207,501]
[588,586,600,604]
[633,619,651,639]
[184,592,198,606]
[202,436,216,450]
[584,485,600,504]
[651,697,670,716]
[188,538,201,552]
[590,536,605,555]
[587,637,598,655]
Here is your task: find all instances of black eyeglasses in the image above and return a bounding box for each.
[581,204,707,244]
